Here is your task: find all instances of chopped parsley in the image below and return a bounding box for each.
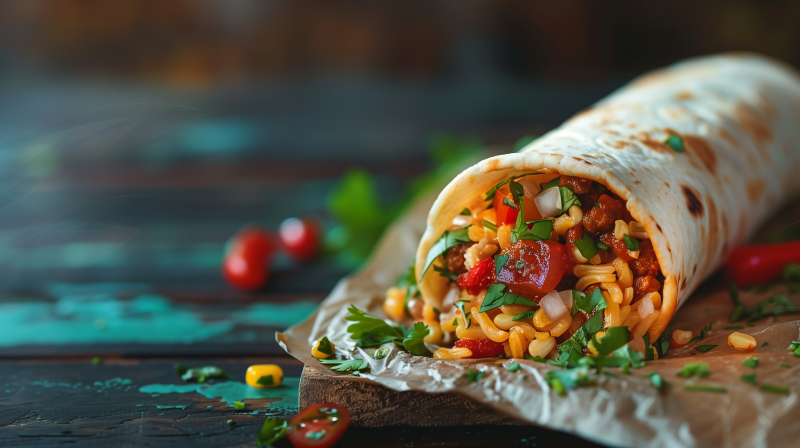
[728,285,800,324]
[664,134,685,152]
[317,336,334,356]
[780,364,791,368]
[591,326,631,356]
[484,173,541,201]
[646,372,669,389]
[483,219,498,232]
[345,305,431,356]
[420,227,473,280]
[742,357,759,369]
[319,358,370,373]
[257,375,275,386]
[689,321,713,344]
[741,373,757,386]
[572,288,607,315]
[466,370,486,383]
[506,362,521,373]
[494,254,510,274]
[684,385,726,393]
[654,326,671,358]
[789,341,800,357]
[479,284,538,313]
[91,357,103,365]
[545,366,592,395]
[502,196,519,210]
[540,177,561,191]
[623,234,640,251]
[677,362,711,377]
[433,265,459,281]
[574,233,598,260]
[255,417,288,448]
[460,208,472,216]
[596,241,609,250]
[233,401,245,410]
[760,385,790,395]
[175,365,234,383]
[695,345,718,353]
[559,186,582,213]
[512,310,536,321]
[227,419,234,426]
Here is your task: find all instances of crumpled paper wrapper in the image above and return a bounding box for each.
[278,192,800,448]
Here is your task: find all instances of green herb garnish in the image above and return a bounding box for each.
[780,363,791,368]
[317,336,334,356]
[559,186,582,213]
[664,134,685,152]
[175,365,234,383]
[545,366,592,395]
[572,288,607,315]
[741,373,757,386]
[494,254,509,274]
[420,227,472,280]
[724,325,745,330]
[91,357,103,365]
[596,242,609,250]
[345,305,431,356]
[623,234,640,251]
[689,321,713,344]
[433,265,459,281]
[789,341,800,357]
[540,177,561,191]
[483,219,498,232]
[646,372,669,389]
[695,345,718,353]
[460,208,472,216]
[502,196,520,211]
[374,346,390,360]
[484,174,541,201]
[466,370,486,383]
[227,419,234,426]
[257,375,274,386]
[506,362,521,373]
[684,385,726,393]
[255,417,288,448]
[233,401,245,410]
[590,326,631,356]
[479,284,538,313]
[743,357,759,369]
[319,358,370,373]
[574,233,598,260]
[760,384,790,395]
[512,310,536,321]
[677,362,711,377]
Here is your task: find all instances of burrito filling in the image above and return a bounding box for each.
[385,173,666,361]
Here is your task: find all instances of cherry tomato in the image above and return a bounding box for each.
[454,338,505,358]
[228,227,274,260]
[726,240,800,286]
[279,218,321,262]
[288,403,350,448]
[496,239,568,301]
[222,251,268,291]
[493,185,542,226]
[457,257,496,295]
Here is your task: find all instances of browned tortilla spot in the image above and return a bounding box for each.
[683,135,718,174]
[717,128,739,148]
[682,185,704,217]
[657,223,663,232]
[605,130,620,135]
[735,103,773,155]
[485,158,500,171]
[664,182,670,188]
[675,90,694,100]
[680,277,687,290]
[707,199,719,245]
[692,265,698,274]
[639,138,671,153]
[746,180,765,203]
[634,180,642,185]
[610,140,631,149]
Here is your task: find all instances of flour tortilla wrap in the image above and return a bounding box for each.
[416,53,800,340]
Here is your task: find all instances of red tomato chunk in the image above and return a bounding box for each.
[455,338,505,358]
[496,239,568,301]
[457,257,496,295]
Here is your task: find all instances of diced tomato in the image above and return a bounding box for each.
[455,338,505,358]
[496,239,568,301]
[288,403,350,448]
[598,230,634,262]
[493,185,541,226]
[457,257,496,295]
[726,241,800,286]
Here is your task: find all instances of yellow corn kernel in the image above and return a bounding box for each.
[509,331,525,359]
[440,312,459,333]
[587,331,606,355]
[424,320,443,344]
[629,221,648,239]
[535,331,551,340]
[423,305,439,322]
[510,323,537,339]
[528,337,556,359]
[471,307,509,343]
[433,347,472,360]
[532,308,551,330]
[672,329,693,346]
[383,287,407,321]
[614,220,630,240]
[468,224,486,242]
[547,313,572,337]
[497,224,513,250]
[728,332,757,351]
[246,364,283,388]
[311,337,335,359]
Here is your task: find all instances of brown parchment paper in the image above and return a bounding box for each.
[278,190,800,448]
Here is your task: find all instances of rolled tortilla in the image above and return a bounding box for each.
[415,53,800,340]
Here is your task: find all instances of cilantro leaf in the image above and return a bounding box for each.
[677,362,711,377]
[664,134,685,152]
[523,219,554,241]
[743,357,759,369]
[494,254,510,275]
[257,375,274,386]
[420,227,473,280]
[574,233,597,261]
[654,326,671,358]
[484,174,541,201]
[512,310,536,321]
[234,401,245,410]
[255,417,288,448]
[789,341,800,357]
[591,326,631,356]
[646,372,669,389]
[466,370,486,383]
[317,336,333,356]
[319,358,370,373]
[559,186,582,213]
[479,284,537,313]
[695,344,718,353]
[545,366,592,395]
[540,177,561,191]
[572,288,607,315]
[506,362,521,373]
[433,265,459,281]
[612,345,645,369]
[402,322,431,356]
[345,305,405,347]
[175,365,234,383]
[460,208,472,216]
[741,373,757,386]
[623,234,640,251]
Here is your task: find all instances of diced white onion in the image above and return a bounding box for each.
[558,290,573,310]
[540,291,567,322]
[638,297,654,318]
[517,177,540,200]
[535,187,562,217]
[452,215,473,227]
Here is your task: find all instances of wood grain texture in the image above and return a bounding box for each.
[299,366,523,427]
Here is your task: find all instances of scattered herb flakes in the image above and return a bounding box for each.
[695,345,718,353]
[655,326,671,358]
[484,174,541,201]
[596,241,609,250]
[760,385,790,395]
[91,357,103,365]
[545,367,592,395]
[780,364,791,368]
[684,385,726,393]
[233,401,245,410]
[789,341,800,357]
[494,254,510,275]
[460,208,472,216]
[373,346,390,360]
[175,364,234,383]
[646,372,669,389]
[319,358,370,373]
[724,325,745,330]
[623,234,640,251]
[574,233,598,260]
[664,134,685,152]
[466,370,486,383]
[483,219,498,232]
[741,373,757,386]
[506,362,521,373]
[526,355,547,363]
[227,419,234,426]
[255,417,288,448]
[512,310,536,321]
[591,326,631,356]
[421,227,472,279]
[480,283,538,313]
[317,336,334,356]
[433,265,459,281]
[677,362,711,378]
[742,357,759,369]
[689,321,713,344]
[522,375,529,381]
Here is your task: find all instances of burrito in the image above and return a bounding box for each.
[382,53,800,361]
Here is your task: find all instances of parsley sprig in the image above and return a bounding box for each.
[345,305,431,356]
[420,227,472,280]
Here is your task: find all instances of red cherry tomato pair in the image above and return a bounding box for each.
[288,403,350,448]
[726,240,800,286]
[222,218,321,291]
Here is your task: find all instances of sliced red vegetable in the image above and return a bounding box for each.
[288,403,350,448]
[496,239,568,300]
[279,218,321,262]
[726,241,800,286]
[493,185,541,226]
[457,257,496,295]
[455,338,505,358]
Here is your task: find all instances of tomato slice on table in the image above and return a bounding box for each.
[726,240,800,286]
[454,338,505,358]
[288,403,350,448]
[496,239,568,300]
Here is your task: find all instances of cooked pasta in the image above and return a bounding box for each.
[623,287,634,306]
[575,273,617,291]
[574,264,615,276]
[619,304,631,324]
[510,322,537,339]
[600,282,623,304]
[547,313,572,337]
[468,224,485,242]
[612,258,633,290]
[528,337,556,359]
[424,320,443,344]
[471,307,510,343]
[603,295,621,328]
[434,347,472,360]
[633,309,661,340]
[493,313,517,330]
[553,205,583,236]
[509,328,527,359]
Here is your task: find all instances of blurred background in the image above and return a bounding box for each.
[1,0,800,301]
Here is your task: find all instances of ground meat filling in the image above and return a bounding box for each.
[558,175,594,194]
[630,240,660,277]
[633,275,662,301]
[582,194,626,234]
[446,242,474,274]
